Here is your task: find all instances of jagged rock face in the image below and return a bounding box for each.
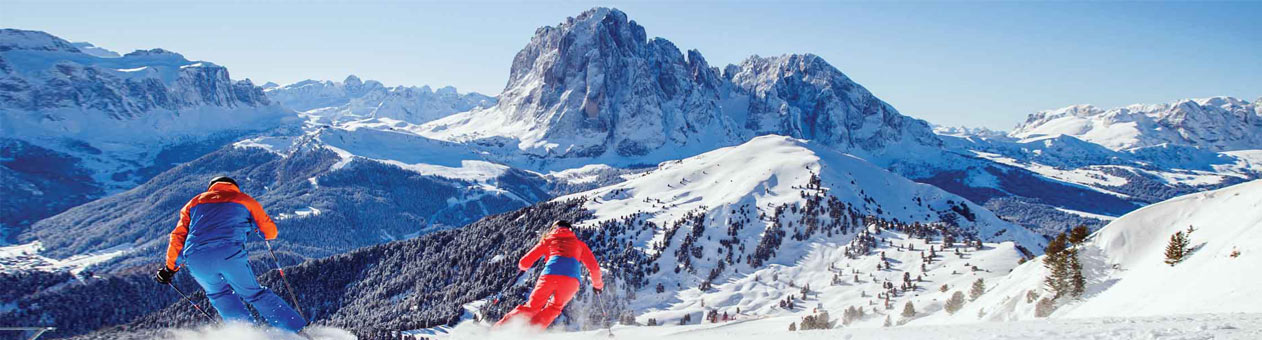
[727,54,941,151]
[424,8,939,159]
[1012,96,1262,151]
[265,75,494,125]
[492,7,730,157]
[0,30,270,120]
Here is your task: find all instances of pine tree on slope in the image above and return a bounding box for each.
[969,278,985,301]
[945,291,966,314]
[1043,234,1070,299]
[901,301,916,318]
[1164,229,1191,266]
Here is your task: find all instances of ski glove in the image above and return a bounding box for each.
[154,267,176,285]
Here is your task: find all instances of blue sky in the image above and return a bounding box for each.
[4,1,1259,129]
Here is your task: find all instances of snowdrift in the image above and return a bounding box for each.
[943,179,1262,322]
[1068,179,1262,317]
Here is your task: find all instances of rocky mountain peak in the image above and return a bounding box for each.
[421,8,942,160]
[726,53,941,151]
[506,7,646,90]
[344,74,363,87]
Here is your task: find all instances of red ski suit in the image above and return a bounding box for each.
[496,227,603,328]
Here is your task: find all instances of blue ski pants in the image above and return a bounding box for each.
[184,243,306,332]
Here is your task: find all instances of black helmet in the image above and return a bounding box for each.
[208,176,238,190]
[553,220,572,228]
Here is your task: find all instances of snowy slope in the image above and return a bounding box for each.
[77,313,1262,340]
[1065,179,1262,317]
[1011,96,1262,152]
[0,241,131,276]
[531,135,1044,328]
[938,179,1262,323]
[265,75,494,125]
[569,135,1040,249]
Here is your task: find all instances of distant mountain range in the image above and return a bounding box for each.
[1012,96,1262,152]
[264,75,495,126]
[0,28,294,236]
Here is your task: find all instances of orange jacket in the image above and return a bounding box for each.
[165,182,277,270]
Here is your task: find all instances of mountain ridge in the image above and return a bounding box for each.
[265,75,495,125]
[0,28,297,239]
[1011,96,1262,152]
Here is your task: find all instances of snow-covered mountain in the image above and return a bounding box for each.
[545,135,1042,325]
[1011,96,1262,152]
[931,98,1262,237]
[17,124,548,263]
[265,75,495,125]
[0,29,296,237]
[410,7,1146,238]
[57,135,1045,339]
[419,8,939,162]
[936,179,1262,322]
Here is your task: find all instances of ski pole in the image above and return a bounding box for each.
[169,282,213,320]
[264,239,308,323]
[593,281,614,338]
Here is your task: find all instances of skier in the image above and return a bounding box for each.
[496,220,604,329]
[154,176,306,332]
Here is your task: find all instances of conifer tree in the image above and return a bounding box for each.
[1069,248,1085,297]
[1164,230,1191,266]
[1043,233,1070,299]
[1069,225,1090,245]
[969,278,985,301]
[945,291,965,314]
[901,301,916,318]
